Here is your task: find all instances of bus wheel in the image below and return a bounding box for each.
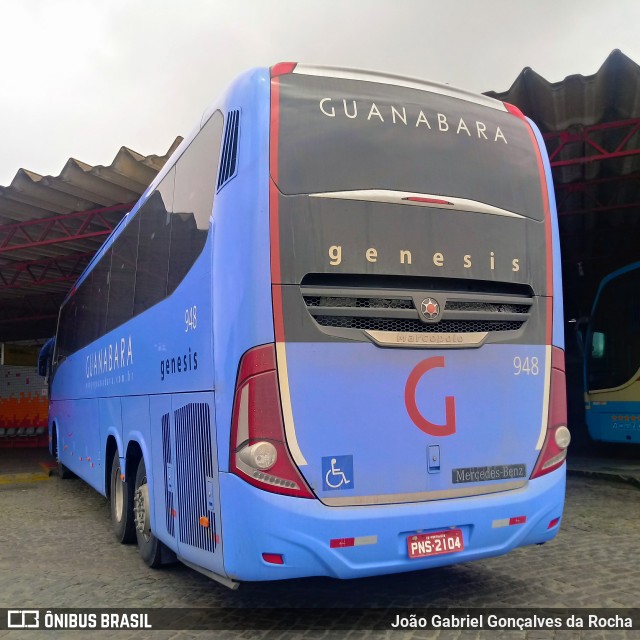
[58,459,74,479]
[133,457,164,568]
[55,431,74,480]
[110,450,135,544]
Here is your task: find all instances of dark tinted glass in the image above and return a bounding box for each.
[276,75,545,221]
[106,214,139,332]
[133,170,174,315]
[84,249,111,343]
[588,269,640,390]
[72,275,92,351]
[55,296,77,361]
[55,110,225,359]
[168,111,223,295]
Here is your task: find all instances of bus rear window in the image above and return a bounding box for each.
[275,74,544,221]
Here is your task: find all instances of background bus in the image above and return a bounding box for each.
[585,261,640,443]
[46,62,568,587]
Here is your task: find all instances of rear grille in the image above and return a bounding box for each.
[445,301,530,314]
[304,296,413,309]
[301,281,533,340]
[174,403,216,553]
[314,316,524,333]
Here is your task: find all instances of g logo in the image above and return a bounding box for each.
[405,356,456,436]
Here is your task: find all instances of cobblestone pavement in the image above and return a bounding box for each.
[0,470,638,639]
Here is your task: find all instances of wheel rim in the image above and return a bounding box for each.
[113,464,124,521]
[134,476,151,541]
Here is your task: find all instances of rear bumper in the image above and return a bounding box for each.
[218,467,566,582]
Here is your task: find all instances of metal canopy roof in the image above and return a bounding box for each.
[486,49,640,317]
[0,138,182,341]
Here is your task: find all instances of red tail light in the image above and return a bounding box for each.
[230,344,314,498]
[531,347,570,479]
[403,197,453,206]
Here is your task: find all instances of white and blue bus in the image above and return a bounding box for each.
[46,63,569,587]
[584,261,640,444]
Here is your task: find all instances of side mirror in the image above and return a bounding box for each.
[591,332,605,359]
[37,337,55,378]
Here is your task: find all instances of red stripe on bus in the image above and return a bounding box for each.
[269,76,282,287]
[523,121,554,345]
[269,76,285,341]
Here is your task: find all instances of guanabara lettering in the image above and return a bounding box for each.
[319,98,508,143]
[85,336,133,379]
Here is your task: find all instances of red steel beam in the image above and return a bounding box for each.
[0,202,133,254]
[0,251,93,290]
[544,118,640,168]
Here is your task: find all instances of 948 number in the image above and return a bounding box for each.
[185,305,197,332]
[513,356,539,376]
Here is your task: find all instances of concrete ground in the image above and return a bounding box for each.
[0,445,638,639]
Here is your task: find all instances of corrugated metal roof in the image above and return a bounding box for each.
[486,49,640,133]
[0,138,182,340]
[0,139,182,224]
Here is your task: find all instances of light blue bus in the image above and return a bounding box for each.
[585,261,640,444]
[46,63,569,587]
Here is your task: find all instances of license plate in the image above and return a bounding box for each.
[407,529,464,559]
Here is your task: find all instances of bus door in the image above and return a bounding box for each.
[585,265,640,443]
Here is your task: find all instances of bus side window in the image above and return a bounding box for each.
[85,248,111,343]
[168,111,224,296]
[133,169,175,315]
[106,214,140,332]
[53,111,226,361]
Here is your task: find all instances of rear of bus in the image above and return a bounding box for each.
[221,64,568,581]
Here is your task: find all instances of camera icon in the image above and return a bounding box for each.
[8,610,40,629]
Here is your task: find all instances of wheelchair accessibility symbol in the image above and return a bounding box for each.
[322,455,354,491]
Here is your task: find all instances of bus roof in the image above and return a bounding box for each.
[288,63,508,112]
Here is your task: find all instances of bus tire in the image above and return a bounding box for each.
[54,430,74,480]
[110,450,136,544]
[58,460,74,479]
[133,457,166,568]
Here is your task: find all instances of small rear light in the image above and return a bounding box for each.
[262,553,284,564]
[330,538,355,548]
[271,62,297,77]
[238,441,277,471]
[230,344,314,499]
[403,197,453,206]
[531,347,570,479]
[554,425,571,449]
[548,517,560,529]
